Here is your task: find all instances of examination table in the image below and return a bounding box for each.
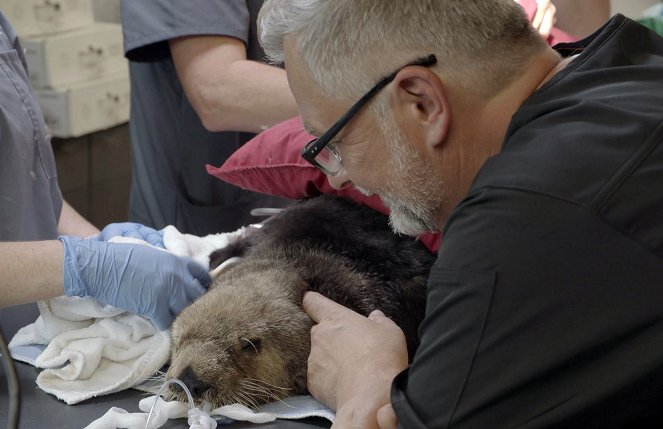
[0,304,331,429]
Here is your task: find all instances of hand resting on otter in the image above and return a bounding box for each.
[165,195,436,408]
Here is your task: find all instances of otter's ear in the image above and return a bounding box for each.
[389,66,451,150]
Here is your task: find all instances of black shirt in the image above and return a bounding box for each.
[393,15,663,428]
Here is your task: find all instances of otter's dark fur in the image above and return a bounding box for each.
[167,195,435,407]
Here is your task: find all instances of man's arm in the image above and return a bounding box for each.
[169,35,298,133]
[57,199,99,237]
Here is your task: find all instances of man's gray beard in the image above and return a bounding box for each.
[381,192,438,236]
[353,182,438,237]
[354,105,443,236]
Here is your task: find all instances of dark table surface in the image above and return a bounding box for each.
[0,304,332,429]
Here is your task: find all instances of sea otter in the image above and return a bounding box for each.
[166,195,435,408]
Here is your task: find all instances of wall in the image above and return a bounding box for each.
[611,0,659,18]
[53,124,131,229]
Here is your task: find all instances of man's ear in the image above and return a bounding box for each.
[389,67,451,149]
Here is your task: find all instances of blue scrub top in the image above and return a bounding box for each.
[0,11,62,241]
[120,0,290,236]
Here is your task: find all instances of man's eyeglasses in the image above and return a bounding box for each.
[301,54,438,175]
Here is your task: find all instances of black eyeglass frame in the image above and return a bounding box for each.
[301,54,438,175]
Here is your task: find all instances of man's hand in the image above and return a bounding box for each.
[303,291,409,428]
[377,404,398,429]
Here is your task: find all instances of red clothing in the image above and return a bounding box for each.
[516,0,577,45]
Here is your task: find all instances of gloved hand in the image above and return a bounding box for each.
[59,235,211,330]
[96,222,165,248]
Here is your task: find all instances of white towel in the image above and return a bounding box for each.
[8,296,169,404]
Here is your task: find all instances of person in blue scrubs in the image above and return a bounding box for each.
[120,0,298,236]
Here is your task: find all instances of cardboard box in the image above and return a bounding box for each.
[0,0,94,37]
[23,22,127,89]
[36,71,130,138]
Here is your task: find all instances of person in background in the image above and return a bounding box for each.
[120,0,298,236]
[519,0,611,40]
[0,10,210,332]
[258,0,663,427]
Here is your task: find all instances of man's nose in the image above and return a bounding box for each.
[326,167,352,190]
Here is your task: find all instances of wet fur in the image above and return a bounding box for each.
[166,195,435,407]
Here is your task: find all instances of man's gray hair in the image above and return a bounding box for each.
[258,0,547,100]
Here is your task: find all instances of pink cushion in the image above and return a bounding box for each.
[205,116,442,252]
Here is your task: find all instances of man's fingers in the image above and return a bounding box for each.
[303,291,352,323]
[377,404,398,429]
[368,309,385,320]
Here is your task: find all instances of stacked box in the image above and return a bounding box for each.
[23,23,127,89]
[6,0,130,138]
[35,71,130,138]
[0,0,94,36]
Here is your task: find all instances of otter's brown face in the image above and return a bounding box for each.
[165,268,312,408]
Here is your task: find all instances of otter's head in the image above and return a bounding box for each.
[165,262,312,408]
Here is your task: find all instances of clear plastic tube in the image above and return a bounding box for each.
[144,378,194,429]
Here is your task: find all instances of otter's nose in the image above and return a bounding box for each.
[178,366,211,398]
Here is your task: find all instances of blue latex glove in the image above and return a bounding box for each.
[96,222,165,248]
[59,236,211,330]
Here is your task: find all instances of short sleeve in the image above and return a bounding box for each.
[121,0,250,62]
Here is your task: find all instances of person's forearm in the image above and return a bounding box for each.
[202,59,298,132]
[0,241,65,307]
[169,35,298,133]
[58,200,100,237]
